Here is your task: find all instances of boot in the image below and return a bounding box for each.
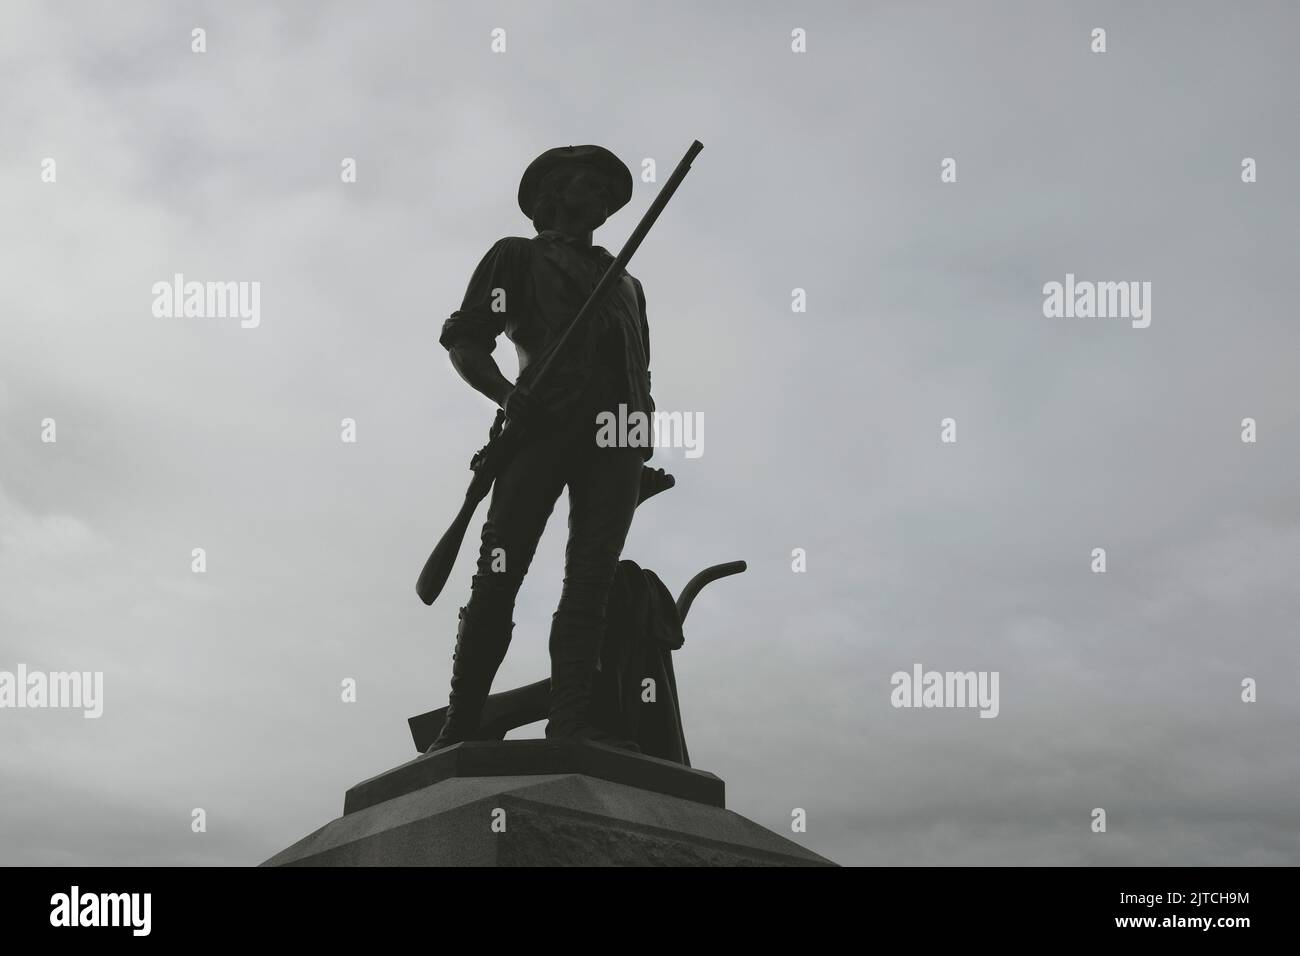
[425,606,514,754]
[545,625,641,752]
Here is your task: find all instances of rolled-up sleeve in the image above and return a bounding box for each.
[439,237,533,353]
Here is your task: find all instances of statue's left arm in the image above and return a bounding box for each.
[633,276,651,400]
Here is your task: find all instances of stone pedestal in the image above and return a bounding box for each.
[262,740,834,867]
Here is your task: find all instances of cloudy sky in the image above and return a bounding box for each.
[2,0,1297,867]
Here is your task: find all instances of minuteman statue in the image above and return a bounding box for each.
[427,145,664,754]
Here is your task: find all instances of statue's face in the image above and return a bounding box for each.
[557,165,611,231]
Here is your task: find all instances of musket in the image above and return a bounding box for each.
[416,139,703,606]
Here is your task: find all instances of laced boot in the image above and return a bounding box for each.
[545,625,641,753]
[426,606,514,754]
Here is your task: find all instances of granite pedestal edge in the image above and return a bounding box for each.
[262,739,836,867]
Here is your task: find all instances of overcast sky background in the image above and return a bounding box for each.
[2,1,1297,867]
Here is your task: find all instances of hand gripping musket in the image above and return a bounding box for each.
[416,140,703,606]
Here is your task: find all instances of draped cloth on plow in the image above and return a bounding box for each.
[590,559,691,766]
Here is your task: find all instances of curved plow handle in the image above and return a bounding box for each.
[676,560,747,623]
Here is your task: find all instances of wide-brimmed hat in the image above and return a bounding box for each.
[517,145,633,221]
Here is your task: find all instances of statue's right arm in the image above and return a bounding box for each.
[438,237,533,410]
[447,343,513,409]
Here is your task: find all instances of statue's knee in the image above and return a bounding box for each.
[467,572,521,617]
[555,577,613,622]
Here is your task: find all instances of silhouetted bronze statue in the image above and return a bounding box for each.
[419,143,705,755]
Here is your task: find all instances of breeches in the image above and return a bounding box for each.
[465,408,643,648]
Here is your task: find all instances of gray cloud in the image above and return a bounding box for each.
[2,0,1297,866]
